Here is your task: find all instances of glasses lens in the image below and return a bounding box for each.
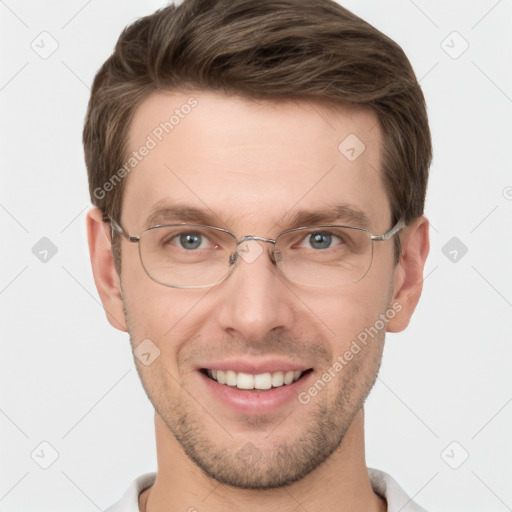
[275,226,373,287]
[139,225,236,288]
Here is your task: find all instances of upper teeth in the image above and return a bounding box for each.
[206,369,303,390]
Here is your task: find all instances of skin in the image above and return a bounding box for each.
[87,90,429,512]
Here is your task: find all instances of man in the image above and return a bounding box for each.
[84,0,431,510]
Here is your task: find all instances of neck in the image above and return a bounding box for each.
[139,409,386,512]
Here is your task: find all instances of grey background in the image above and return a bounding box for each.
[1,1,511,511]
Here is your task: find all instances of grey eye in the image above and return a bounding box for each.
[179,233,202,250]
[308,232,332,249]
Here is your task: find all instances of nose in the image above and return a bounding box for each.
[215,240,296,342]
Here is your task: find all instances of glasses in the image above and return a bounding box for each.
[104,216,406,289]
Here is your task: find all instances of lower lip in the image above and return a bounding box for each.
[198,370,313,415]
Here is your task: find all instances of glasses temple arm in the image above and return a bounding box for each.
[102,215,138,242]
[371,218,406,241]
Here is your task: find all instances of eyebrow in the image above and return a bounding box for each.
[144,202,222,229]
[284,204,371,230]
[143,201,371,232]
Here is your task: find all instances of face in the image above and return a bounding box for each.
[116,90,399,488]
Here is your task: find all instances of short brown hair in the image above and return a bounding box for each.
[83,0,432,275]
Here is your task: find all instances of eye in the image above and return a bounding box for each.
[164,231,212,250]
[300,231,343,250]
[179,232,203,250]
[308,232,333,249]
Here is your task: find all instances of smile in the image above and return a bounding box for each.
[202,369,312,390]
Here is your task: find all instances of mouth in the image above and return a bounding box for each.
[200,368,313,391]
[198,363,316,415]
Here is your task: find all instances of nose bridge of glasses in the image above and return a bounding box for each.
[233,235,277,266]
[237,235,276,245]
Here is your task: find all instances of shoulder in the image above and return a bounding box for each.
[368,468,428,512]
[104,472,156,512]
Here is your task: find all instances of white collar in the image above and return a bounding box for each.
[105,468,427,512]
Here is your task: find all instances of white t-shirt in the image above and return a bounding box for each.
[105,468,427,512]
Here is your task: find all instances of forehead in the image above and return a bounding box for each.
[122,90,390,234]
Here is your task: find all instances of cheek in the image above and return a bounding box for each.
[120,270,211,366]
[120,247,178,333]
[292,282,389,351]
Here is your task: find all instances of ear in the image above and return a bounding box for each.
[86,207,128,332]
[386,215,430,333]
